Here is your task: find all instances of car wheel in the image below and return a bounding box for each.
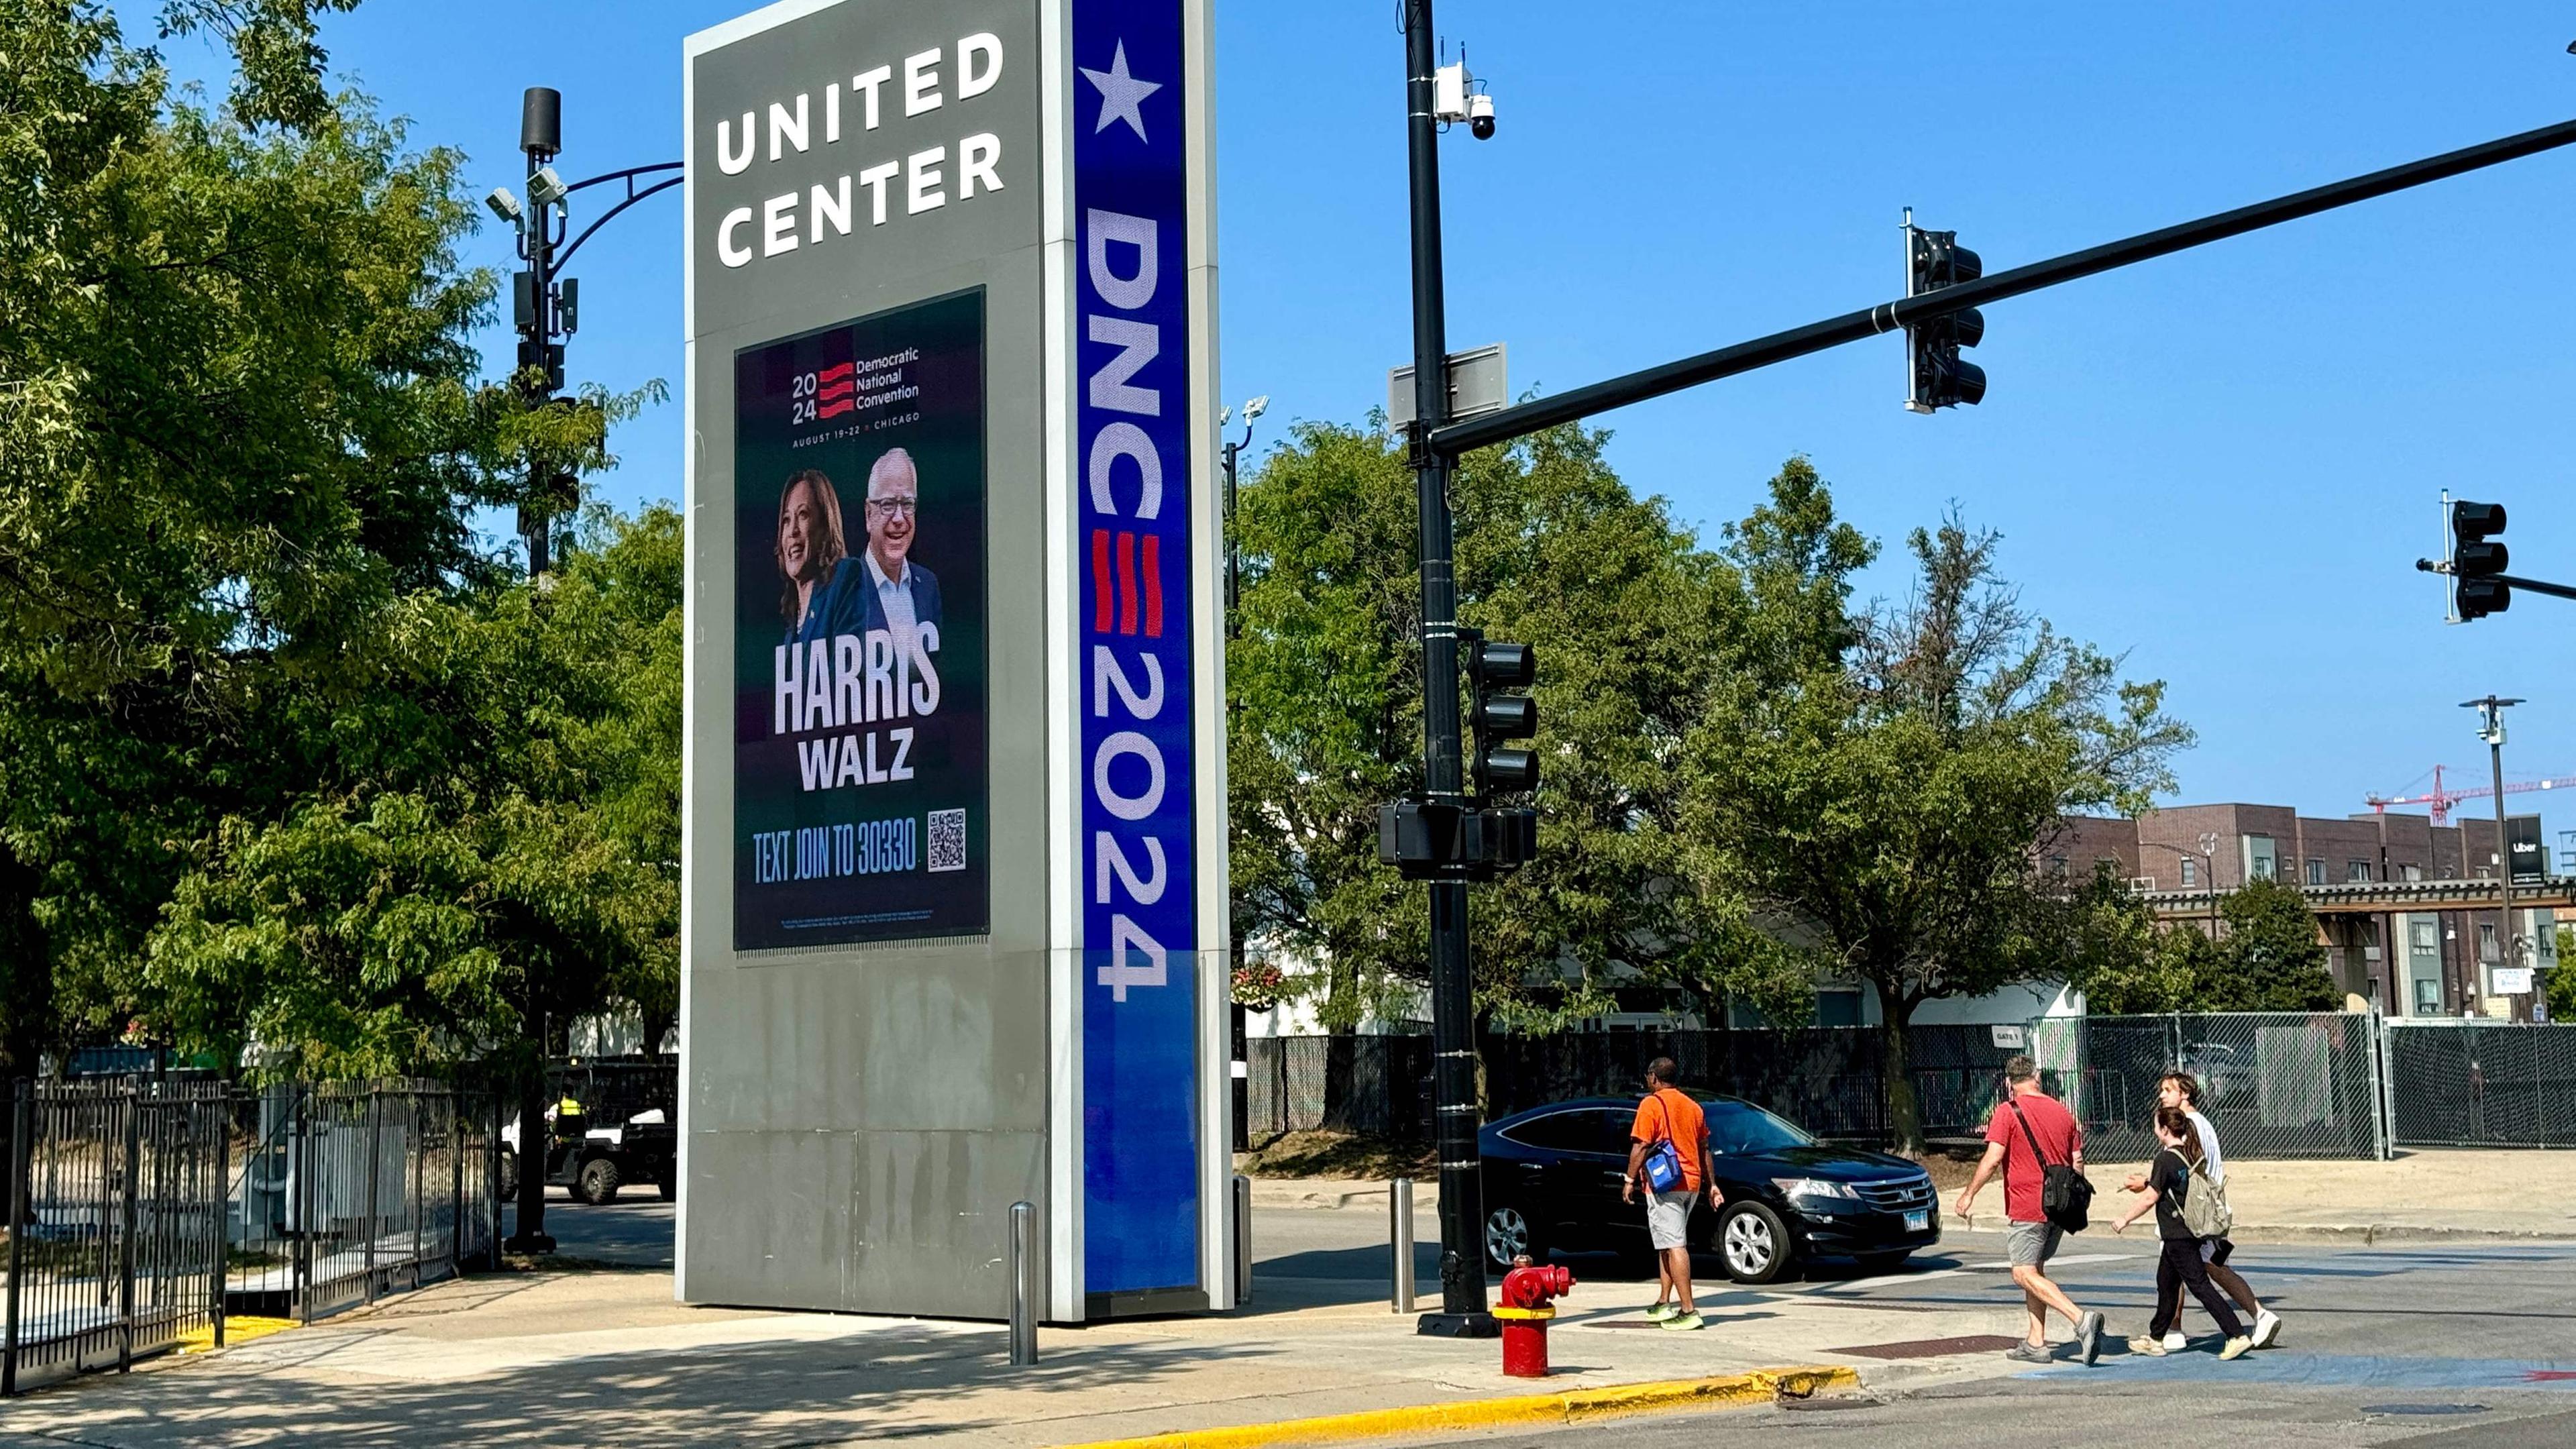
[1857,1251,1912,1277]
[1719,1202,1795,1285]
[496,1148,519,1204]
[577,1156,621,1205]
[1485,1203,1546,1270]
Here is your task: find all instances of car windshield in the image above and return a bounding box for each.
[1704,1100,1815,1153]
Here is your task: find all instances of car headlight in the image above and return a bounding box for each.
[1772,1177,1856,1203]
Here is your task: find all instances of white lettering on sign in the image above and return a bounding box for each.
[708,30,1011,271]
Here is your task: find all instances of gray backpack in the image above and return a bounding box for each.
[2174,1150,2232,1238]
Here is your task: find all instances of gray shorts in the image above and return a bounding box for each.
[1648,1189,1692,1250]
[2006,1220,2063,1268]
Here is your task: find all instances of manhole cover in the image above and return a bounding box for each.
[2362,1405,2489,1417]
[1828,1334,2025,1360]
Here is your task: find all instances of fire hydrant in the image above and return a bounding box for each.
[1495,1255,1575,1378]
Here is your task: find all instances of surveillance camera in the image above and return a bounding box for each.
[1244,394,1270,421]
[529,164,568,208]
[1468,93,1495,140]
[486,186,524,223]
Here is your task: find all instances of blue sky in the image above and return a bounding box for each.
[132,1,2576,853]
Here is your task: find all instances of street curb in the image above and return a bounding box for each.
[1050,1366,1859,1448]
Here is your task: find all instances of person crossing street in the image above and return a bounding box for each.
[1623,1057,1720,1330]
[1955,1055,2107,1364]
[2125,1070,2282,1350]
[2113,1105,2255,1361]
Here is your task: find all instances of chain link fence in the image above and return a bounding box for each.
[3,1077,500,1397]
[1245,1024,2028,1144]
[2027,1012,2386,1161]
[2387,1021,2576,1147]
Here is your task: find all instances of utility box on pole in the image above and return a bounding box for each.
[682,0,1228,1323]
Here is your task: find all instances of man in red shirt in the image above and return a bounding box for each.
[1622,1057,1719,1330]
[1954,1055,2106,1364]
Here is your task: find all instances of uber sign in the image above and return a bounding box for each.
[682,0,1225,1326]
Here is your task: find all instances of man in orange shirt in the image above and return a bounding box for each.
[1623,1057,1721,1330]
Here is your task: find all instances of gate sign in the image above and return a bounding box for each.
[682,0,1224,1326]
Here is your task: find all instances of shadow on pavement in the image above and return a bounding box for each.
[0,1318,1283,1449]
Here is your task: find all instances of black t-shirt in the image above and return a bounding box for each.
[2147,1148,2196,1241]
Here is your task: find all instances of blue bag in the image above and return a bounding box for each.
[1642,1092,1685,1193]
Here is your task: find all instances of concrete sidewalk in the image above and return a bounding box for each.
[1257,1148,2576,1242]
[0,1254,2023,1448]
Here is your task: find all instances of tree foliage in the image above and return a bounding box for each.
[1684,466,2192,1151]
[2075,876,2339,1015]
[1227,421,1813,1031]
[0,3,678,1079]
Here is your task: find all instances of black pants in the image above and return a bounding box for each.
[2150,1236,2247,1340]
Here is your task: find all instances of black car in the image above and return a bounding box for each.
[1478,1095,1939,1284]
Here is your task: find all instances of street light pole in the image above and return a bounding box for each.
[1399,0,1492,1338]
[517,88,563,579]
[1221,396,1265,1156]
[2143,837,2220,941]
[2466,695,2529,1020]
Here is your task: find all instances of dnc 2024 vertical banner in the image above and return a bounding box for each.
[1075,0,1201,1296]
[733,290,991,951]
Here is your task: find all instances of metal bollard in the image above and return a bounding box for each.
[1390,1177,1415,1313]
[1008,1200,1037,1366]
[1232,1173,1253,1305]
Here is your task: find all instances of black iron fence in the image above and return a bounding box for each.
[2,1078,229,1394]
[2387,1021,2576,1147]
[226,1081,502,1324]
[2,1077,500,1396]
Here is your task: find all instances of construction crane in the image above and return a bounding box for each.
[2366,764,2576,825]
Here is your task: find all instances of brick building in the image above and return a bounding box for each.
[2055,804,2560,1018]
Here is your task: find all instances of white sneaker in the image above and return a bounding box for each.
[2252,1309,2282,1348]
[2163,1331,2186,1352]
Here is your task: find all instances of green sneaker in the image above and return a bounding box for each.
[1644,1303,1677,1322]
[1660,1311,1705,1332]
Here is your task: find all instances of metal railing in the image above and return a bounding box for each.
[3,1077,499,1395]
[226,1081,500,1324]
[3,1079,229,1393]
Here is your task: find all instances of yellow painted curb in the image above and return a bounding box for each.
[176,1316,297,1354]
[1053,1365,1858,1449]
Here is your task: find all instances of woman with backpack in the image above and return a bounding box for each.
[2111,1104,2253,1360]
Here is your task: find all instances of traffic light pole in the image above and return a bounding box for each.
[1400,0,1492,1338]
[1428,115,2576,459]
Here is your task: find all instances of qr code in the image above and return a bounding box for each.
[927,808,967,873]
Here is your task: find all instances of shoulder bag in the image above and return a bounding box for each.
[2007,1097,2094,1233]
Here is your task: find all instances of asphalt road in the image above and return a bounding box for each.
[508,1187,675,1268]
[1398,1237,2576,1448]
[501,1190,2576,1448]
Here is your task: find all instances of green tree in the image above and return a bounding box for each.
[2200,877,2340,1012]
[0,2,679,1084]
[146,505,684,1079]
[0,1,509,1075]
[1227,421,1811,1035]
[2072,877,2338,1014]
[1686,471,2192,1154]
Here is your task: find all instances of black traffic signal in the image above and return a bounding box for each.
[1904,223,1986,412]
[2450,498,2510,621]
[1467,635,1539,797]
